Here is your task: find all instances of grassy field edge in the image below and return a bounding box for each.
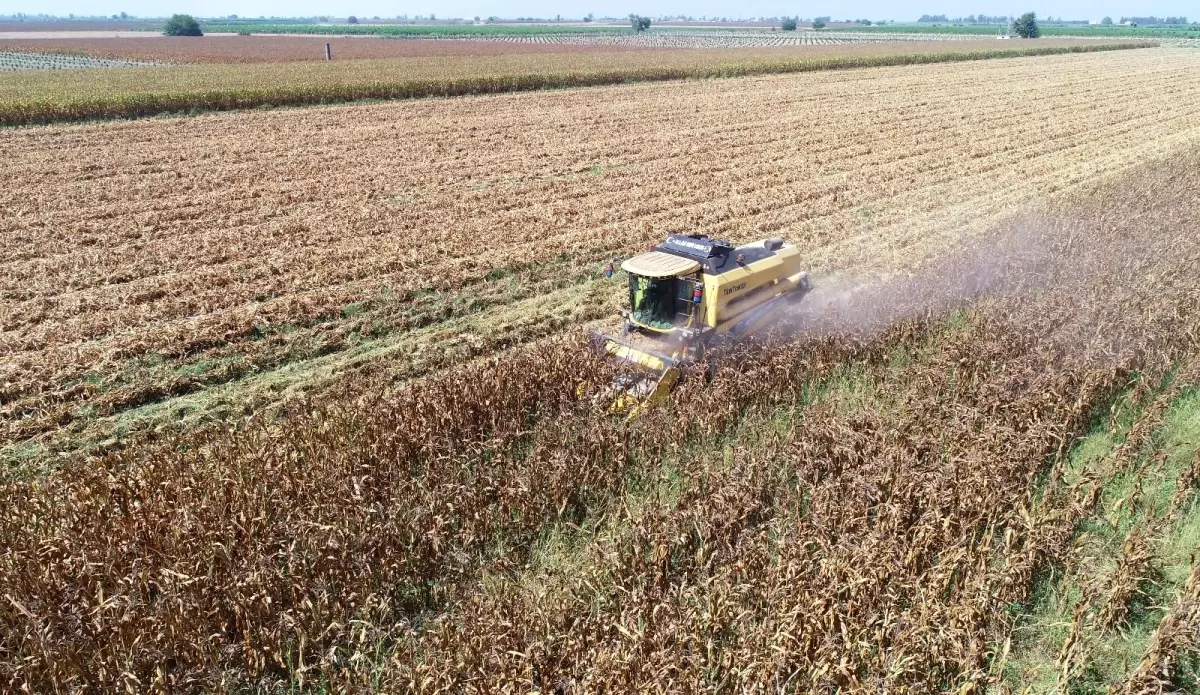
[0,41,1154,127]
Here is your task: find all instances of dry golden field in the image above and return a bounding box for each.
[5,43,1200,693]
[3,47,1199,462]
[4,143,1200,693]
[0,40,1147,124]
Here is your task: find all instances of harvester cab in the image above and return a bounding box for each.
[593,233,812,415]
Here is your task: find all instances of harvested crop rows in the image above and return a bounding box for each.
[3,48,1199,464]
[4,142,1200,691]
[0,49,156,71]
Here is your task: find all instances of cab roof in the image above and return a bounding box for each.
[621,251,702,278]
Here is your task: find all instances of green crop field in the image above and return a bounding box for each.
[830,22,1200,38]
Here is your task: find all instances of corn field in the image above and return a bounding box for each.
[0,41,1152,125]
[2,48,1197,467]
[3,45,1200,692]
[3,144,1200,691]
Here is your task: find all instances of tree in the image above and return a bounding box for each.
[583,13,593,22]
[780,16,797,30]
[629,14,651,32]
[347,15,358,24]
[811,18,826,29]
[162,14,202,36]
[1011,12,1040,37]
[1101,16,1113,25]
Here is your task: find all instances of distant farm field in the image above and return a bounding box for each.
[0,49,156,71]
[830,21,1200,38]
[0,32,1147,61]
[2,48,1198,463]
[0,40,1150,124]
[0,35,663,64]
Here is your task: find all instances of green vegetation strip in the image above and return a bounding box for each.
[1001,376,1200,690]
[830,23,1200,38]
[0,42,1152,127]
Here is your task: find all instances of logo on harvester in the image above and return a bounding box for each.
[722,282,747,297]
[670,238,710,253]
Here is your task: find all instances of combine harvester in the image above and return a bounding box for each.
[593,233,812,414]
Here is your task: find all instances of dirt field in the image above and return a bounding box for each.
[0,35,662,63]
[3,48,1198,463]
[0,33,1129,60]
[0,20,160,33]
[0,35,1119,64]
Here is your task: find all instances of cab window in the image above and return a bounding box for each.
[628,275,676,329]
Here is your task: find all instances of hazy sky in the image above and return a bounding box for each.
[13,1,1195,21]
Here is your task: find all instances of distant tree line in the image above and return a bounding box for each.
[919,14,1010,23]
[1120,16,1189,24]
[917,13,1189,25]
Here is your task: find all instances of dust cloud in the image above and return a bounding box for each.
[768,152,1200,370]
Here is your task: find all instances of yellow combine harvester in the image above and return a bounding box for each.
[593,233,812,413]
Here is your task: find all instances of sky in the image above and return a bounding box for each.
[9,1,1195,21]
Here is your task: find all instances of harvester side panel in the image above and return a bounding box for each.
[702,244,806,328]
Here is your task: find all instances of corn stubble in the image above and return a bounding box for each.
[4,49,1200,463]
[3,142,1200,690]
